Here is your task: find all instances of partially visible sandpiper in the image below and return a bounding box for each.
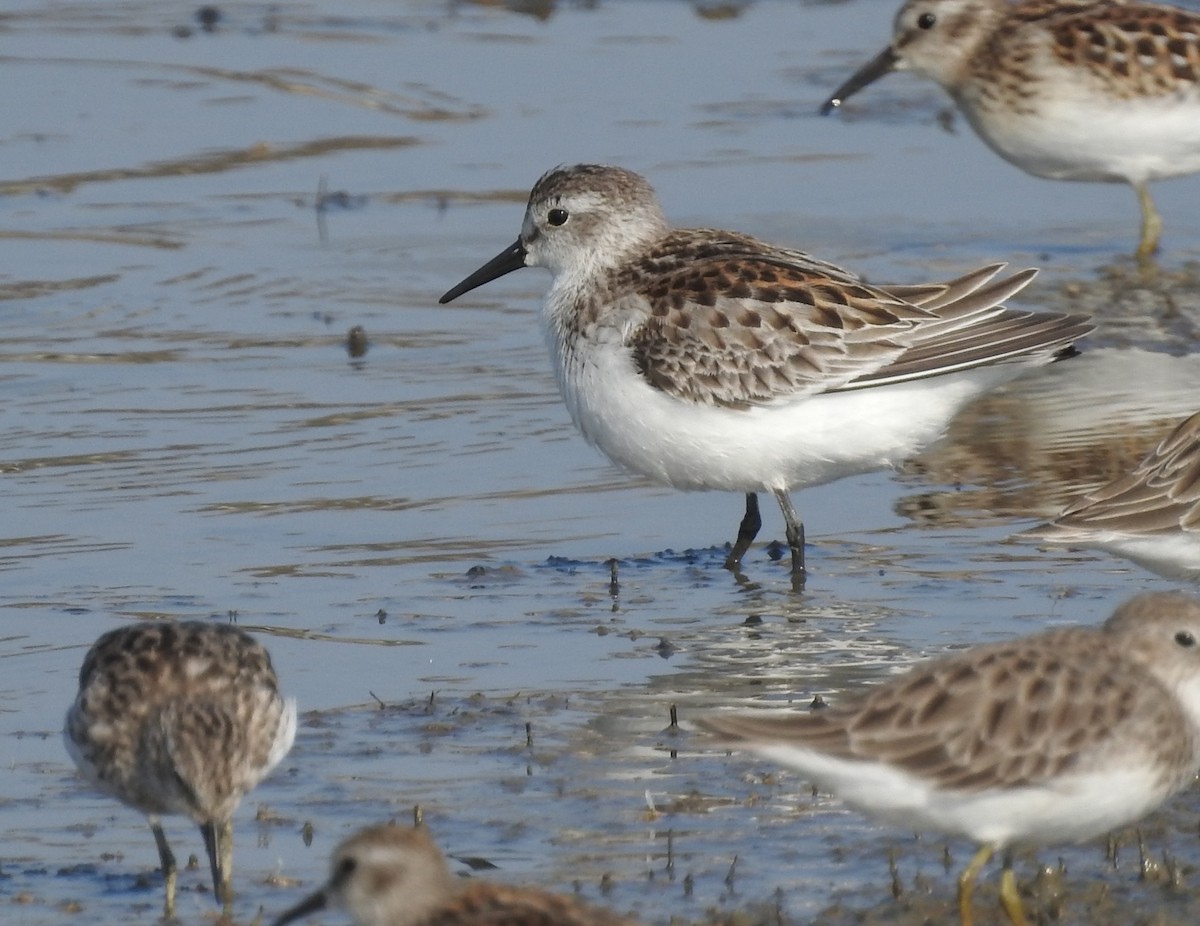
[821,0,1200,259]
[271,822,638,926]
[65,620,297,916]
[1020,409,1200,580]
[697,592,1200,926]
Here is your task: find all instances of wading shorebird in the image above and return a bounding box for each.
[65,620,296,915]
[440,163,1092,589]
[822,0,1200,260]
[698,591,1200,926]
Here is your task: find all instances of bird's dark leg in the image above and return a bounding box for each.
[723,493,761,571]
[200,818,234,912]
[771,488,806,589]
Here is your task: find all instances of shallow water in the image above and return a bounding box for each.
[4,1,1200,924]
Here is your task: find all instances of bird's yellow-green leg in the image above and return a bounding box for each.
[150,818,178,918]
[219,818,234,912]
[957,843,995,926]
[1134,181,1162,260]
[999,850,1030,926]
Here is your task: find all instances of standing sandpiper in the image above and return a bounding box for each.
[698,591,1200,926]
[822,0,1200,259]
[65,620,297,915]
[441,164,1091,588]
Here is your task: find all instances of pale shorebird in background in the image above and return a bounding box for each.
[821,0,1200,260]
[1020,408,1200,579]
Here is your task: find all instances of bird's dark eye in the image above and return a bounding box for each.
[917,11,936,28]
[1175,631,1196,648]
[547,208,569,226]
[335,857,358,881]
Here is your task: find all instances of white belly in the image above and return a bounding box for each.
[962,83,1200,184]
[553,336,1037,494]
[753,741,1173,848]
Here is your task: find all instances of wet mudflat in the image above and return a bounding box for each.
[3,1,1200,925]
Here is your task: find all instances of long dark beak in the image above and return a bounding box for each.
[270,887,329,926]
[819,45,899,115]
[439,239,528,304]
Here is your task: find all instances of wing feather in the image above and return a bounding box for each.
[1034,410,1200,536]
[618,232,1090,407]
[696,629,1173,792]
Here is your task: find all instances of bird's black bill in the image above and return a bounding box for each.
[819,46,899,115]
[270,888,329,926]
[439,239,528,304]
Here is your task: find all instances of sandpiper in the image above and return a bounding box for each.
[65,620,297,915]
[821,0,1200,259]
[271,822,637,926]
[440,164,1091,588]
[697,591,1200,926]
[1020,408,1200,579]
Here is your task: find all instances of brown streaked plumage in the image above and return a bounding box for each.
[822,0,1200,258]
[271,823,639,926]
[697,591,1200,926]
[1041,3,1200,97]
[611,229,1062,408]
[439,164,1092,589]
[1020,408,1200,579]
[65,620,297,916]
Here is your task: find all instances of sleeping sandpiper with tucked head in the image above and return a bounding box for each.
[65,620,297,916]
[697,591,1200,926]
[1020,408,1200,579]
[821,0,1200,259]
[440,164,1092,589]
[271,822,638,926]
